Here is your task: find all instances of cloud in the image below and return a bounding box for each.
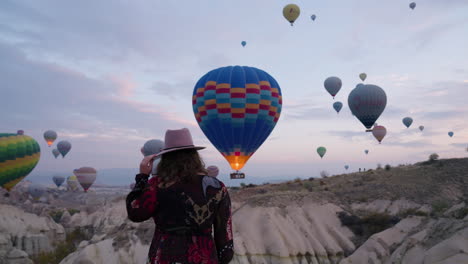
[151,80,195,100]
[0,42,196,167]
[451,143,467,148]
[327,130,370,141]
[420,110,466,120]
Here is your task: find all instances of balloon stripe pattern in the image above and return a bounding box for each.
[193,66,282,171]
[74,167,97,192]
[0,133,41,191]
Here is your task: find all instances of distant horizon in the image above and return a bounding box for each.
[25,156,468,188]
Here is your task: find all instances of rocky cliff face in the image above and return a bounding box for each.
[55,197,468,264]
[2,159,468,264]
[0,204,65,263]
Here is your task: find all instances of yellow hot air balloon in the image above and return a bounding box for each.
[283,4,300,26]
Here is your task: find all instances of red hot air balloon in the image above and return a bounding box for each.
[372,125,387,143]
[74,167,97,192]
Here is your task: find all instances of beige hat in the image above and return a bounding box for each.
[156,128,205,156]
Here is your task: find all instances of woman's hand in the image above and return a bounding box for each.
[139,154,159,175]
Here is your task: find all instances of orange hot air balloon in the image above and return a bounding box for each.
[372,125,387,143]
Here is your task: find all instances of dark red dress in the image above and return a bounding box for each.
[126,174,233,264]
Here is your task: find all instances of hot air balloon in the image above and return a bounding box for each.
[359,73,367,81]
[448,131,454,137]
[52,175,65,187]
[52,149,60,158]
[28,183,46,200]
[324,77,342,99]
[74,167,97,192]
[67,175,79,191]
[57,141,71,158]
[372,125,387,143]
[344,165,349,170]
[317,147,327,159]
[333,101,343,114]
[365,149,369,155]
[17,130,24,135]
[0,132,41,192]
[241,41,247,47]
[311,14,316,21]
[207,165,219,177]
[141,139,164,175]
[348,84,387,131]
[192,66,282,173]
[43,130,57,147]
[410,2,416,10]
[419,125,424,132]
[283,4,300,26]
[402,117,413,128]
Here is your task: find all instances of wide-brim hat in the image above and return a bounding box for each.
[155,128,205,156]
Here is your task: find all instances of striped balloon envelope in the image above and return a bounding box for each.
[192,66,282,172]
[0,132,41,191]
[74,167,97,192]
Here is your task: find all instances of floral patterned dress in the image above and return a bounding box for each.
[126,173,233,264]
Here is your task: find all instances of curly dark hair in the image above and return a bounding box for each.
[156,149,207,185]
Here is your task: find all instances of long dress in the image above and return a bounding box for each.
[126,173,234,264]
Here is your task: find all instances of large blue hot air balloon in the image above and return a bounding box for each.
[333,101,343,114]
[241,41,247,47]
[448,131,454,137]
[402,117,413,128]
[410,2,416,10]
[192,66,282,171]
[348,84,387,131]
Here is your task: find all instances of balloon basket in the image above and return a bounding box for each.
[366,129,372,132]
[230,171,245,179]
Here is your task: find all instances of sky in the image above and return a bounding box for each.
[1,0,467,186]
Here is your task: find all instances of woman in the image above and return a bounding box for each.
[126,128,233,264]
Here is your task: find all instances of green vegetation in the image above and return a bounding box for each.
[49,210,64,223]
[429,153,439,162]
[303,181,314,192]
[338,211,400,247]
[454,207,468,219]
[431,200,450,216]
[398,208,429,217]
[67,208,80,216]
[31,228,87,264]
[320,171,329,178]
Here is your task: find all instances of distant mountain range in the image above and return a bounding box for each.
[28,168,292,187]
